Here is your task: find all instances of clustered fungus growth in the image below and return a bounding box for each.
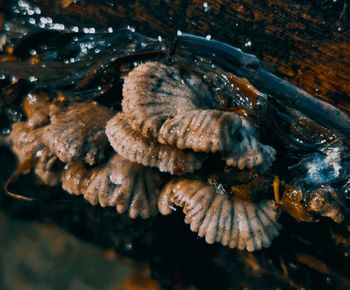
[8,60,349,251]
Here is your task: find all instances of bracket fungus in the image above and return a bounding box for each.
[106,113,205,174]
[159,179,281,252]
[42,101,114,166]
[62,154,163,219]
[120,62,276,171]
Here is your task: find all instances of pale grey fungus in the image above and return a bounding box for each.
[122,61,214,138]
[121,61,275,171]
[158,179,281,251]
[158,109,242,153]
[106,113,206,174]
[62,154,163,219]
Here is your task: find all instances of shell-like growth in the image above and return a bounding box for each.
[9,122,61,185]
[158,109,275,170]
[62,154,163,219]
[159,179,281,251]
[158,109,242,153]
[122,62,214,138]
[42,101,114,165]
[122,62,275,171]
[106,113,205,174]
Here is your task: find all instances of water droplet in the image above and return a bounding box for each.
[206,34,211,40]
[177,30,182,36]
[158,35,162,42]
[34,7,41,14]
[1,128,10,135]
[203,2,210,12]
[125,242,133,250]
[107,27,113,33]
[29,76,38,82]
[244,40,252,47]
[127,25,135,32]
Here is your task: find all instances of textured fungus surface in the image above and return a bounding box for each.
[42,101,114,165]
[106,113,206,174]
[9,123,61,186]
[158,109,243,152]
[159,179,281,251]
[62,154,163,219]
[9,94,61,186]
[122,62,215,138]
[122,61,276,171]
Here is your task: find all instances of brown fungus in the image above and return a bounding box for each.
[9,122,61,186]
[42,101,114,165]
[121,61,275,170]
[9,94,62,186]
[106,113,206,174]
[158,179,281,251]
[22,92,51,129]
[62,154,163,219]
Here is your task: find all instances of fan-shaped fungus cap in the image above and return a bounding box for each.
[42,101,114,165]
[106,113,206,174]
[62,154,163,219]
[158,109,275,169]
[122,62,215,138]
[159,179,281,251]
[158,109,242,152]
[122,62,275,171]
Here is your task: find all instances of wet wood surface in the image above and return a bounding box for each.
[6,0,350,113]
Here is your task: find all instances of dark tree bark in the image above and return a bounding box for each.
[6,0,350,112]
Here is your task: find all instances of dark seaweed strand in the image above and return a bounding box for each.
[177,34,260,67]
[176,34,350,136]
